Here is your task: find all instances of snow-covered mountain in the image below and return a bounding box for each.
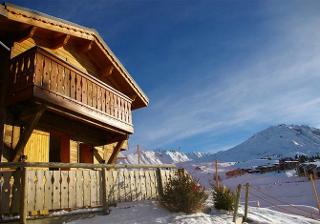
[122,124,320,164]
[210,124,320,162]
[121,150,208,164]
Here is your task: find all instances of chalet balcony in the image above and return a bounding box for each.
[7,47,133,134]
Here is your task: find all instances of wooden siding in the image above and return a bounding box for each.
[70,140,78,163]
[3,125,49,162]
[24,130,49,162]
[2,125,127,164]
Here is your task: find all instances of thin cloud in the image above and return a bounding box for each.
[131,9,320,151]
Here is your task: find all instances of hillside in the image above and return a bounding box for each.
[122,124,320,164]
[210,124,320,162]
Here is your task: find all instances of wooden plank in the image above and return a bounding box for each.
[112,170,119,202]
[42,57,51,89]
[104,169,112,204]
[70,140,78,163]
[24,130,50,163]
[141,170,147,200]
[92,83,97,109]
[50,60,58,92]
[118,170,125,202]
[57,64,64,95]
[90,170,97,207]
[34,53,44,86]
[160,169,166,193]
[76,73,82,102]
[64,68,71,97]
[1,172,12,214]
[76,170,84,208]
[106,92,111,115]
[151,170,158,199]
[26,171,35,213]
[11,171,21,214]
[135,170,141,201]
[83,170,90,207]
[87,81,93,107]
[68,171,76,209]
[20,168,28,223]
[44,171,53,211]
[60,171,69,209]
[70,71,76,100]
[124,170,130,201]
[145,170,152,200]
[97,87,101,111]
[97,170,103,206]
[52,170,61,210]
[81,78,87,105]
[0,162,176,170]
[129,170,136,201]
[101,88,106,113]
[34,170,45,212]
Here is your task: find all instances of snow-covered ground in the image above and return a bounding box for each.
[66,159,320,224]
[179,160,320,220]
[68,200,319,224]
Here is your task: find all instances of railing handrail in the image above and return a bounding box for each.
[10,46,133,103]
[0,162,177,169]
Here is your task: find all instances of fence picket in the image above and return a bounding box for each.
[76,170,84,208]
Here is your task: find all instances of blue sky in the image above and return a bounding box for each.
[10,0,320,153]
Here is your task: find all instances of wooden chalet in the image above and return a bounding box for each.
[0,4,181,223]
[0,3,149,165]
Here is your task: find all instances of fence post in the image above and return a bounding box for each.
[156,168,163,198]
[20,164,28,224]
[233,184,242,223]
[101,168,110,214]
[244,183,249,222]
[310,174,320,214]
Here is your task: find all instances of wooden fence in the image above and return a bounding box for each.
[0,162,178,221]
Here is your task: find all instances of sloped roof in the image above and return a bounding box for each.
[0,2,149,109]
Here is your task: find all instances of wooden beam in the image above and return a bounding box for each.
[12,105,46,162]
[51,34,70,49]
[105,65,114,76]
[107,140,126,164]
[2,145,14,161]
[0,161,177,169]
[0,43,11,161]
[93,148,105,164]
[37,111,127,146]
[18,104,47,121]
[15,26,37,43]
[78,40,94,52]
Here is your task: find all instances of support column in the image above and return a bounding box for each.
[0,42,11,162]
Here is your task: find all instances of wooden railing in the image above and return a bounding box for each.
[0,162,178,221]
[8,47,132,127]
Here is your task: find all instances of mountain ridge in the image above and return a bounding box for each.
[122,124,320,164]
